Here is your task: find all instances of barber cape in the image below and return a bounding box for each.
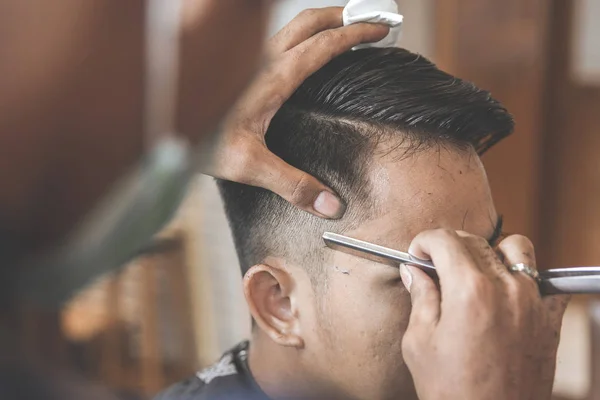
[153,342,268,400]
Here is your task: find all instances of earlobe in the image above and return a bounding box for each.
[244,263,304,348]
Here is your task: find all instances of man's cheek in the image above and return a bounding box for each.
[367,286,413,338]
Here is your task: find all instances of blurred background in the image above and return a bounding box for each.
[15,0,600,399]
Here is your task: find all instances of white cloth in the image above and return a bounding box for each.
[343,0,403,49]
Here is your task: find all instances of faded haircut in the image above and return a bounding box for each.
[217,47,514,284]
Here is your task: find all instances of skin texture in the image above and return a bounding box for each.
[244,145,500,400]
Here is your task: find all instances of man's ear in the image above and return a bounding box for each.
[243,263,304,348]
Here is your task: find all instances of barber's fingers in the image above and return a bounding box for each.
[456,230,511,280]
[401,264,441,327]
[269,7,344,55]
[252,148,345,218]
[273,22,389,92]
[215,139,345,219]
[245,19,387,114]
[496,234,540,293]
[496,234,536,268]
[237,22,389,121]
[497,234,569,326]
[408,229,481,295]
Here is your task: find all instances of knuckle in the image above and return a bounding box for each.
[413,229,460,250]
[289,44,310,61]
[457,230,488,246]
[289,174,314,207]
[297,8,319,20]
[411,228,462,254]
[317,29,343,46]
[500,234,535,253]
[474,234,489,247]
[464,236,489,252]
[431,228,459,242]
[511,234,534,247]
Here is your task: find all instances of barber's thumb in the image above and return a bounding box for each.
[400,264,441,323]
[400,264,436,294]
[255,152,346,219]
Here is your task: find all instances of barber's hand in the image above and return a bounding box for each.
[399,230,569,400]
[204,8,389,219]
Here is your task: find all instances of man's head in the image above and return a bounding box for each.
[218,48,513,400]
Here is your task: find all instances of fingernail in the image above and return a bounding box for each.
[314,191,346,219]
[400,264,413,293]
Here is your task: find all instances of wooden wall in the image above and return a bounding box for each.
[540,0,600,269]
[434,0,552,245]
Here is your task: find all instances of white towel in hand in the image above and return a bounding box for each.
[343,0,403,49]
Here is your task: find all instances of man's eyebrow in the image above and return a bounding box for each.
[487,215,504,245]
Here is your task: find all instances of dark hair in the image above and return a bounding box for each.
[217,48,514,280]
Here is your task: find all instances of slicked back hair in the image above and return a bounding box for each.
[217,48,514,284]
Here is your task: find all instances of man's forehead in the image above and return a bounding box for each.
[346,146,497,249]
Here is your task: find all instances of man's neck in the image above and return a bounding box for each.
[247,333,345,400]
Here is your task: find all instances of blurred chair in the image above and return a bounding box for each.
[62,230,198,397]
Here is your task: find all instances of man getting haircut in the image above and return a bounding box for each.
[156,47,513,400]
